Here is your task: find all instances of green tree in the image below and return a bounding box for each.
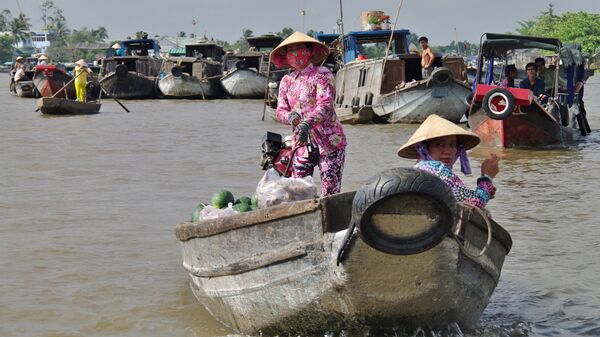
[9,13,31,47]
[177,31,186,38]
[0,9,12,31]
[41,0,70,61]
[277,27,294,38]
[0,34,14,62]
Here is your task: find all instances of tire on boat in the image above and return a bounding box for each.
[482,88,515,120]
[115,64,128,78]
[427,67,453,87]
[171,66,183,77]
[351,167,457,255]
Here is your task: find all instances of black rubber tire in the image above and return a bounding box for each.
[235,60,248,70]
[428,67,453,87]
[559,104,569,127]
[115,64,128,78]
[482,88,516,120]
[351,168,457,255]
[171,66,182,77]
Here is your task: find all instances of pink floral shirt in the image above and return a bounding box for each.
[276,63,346,154]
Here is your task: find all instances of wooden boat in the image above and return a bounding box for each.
[32,65,76,98]
[158,42,226,99]
[15,80,38,97]
[175,168,512,335]
[36,97,100,115]
[99,39,162,99]
[332,30,470,124]
[468,34,590,147]
[221,35,283,99]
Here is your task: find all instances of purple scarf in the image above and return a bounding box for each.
[415,142,472,175]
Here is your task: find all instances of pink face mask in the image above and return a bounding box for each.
[286,46,312,70]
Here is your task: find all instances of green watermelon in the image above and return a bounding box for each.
[233,203,252,213]
[191,203,206,222]
[251,194,259,206]
[238,196,252,205]
[211,190,234,209]
[250,205,259,211]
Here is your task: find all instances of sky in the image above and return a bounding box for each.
[4,0,600,44]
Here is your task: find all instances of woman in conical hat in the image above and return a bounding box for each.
[74,59,92,102]
[269,32,346,196]
[398,114,500,209]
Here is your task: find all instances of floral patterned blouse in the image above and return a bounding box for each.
[276,63,346,154]
[416,160,494,208]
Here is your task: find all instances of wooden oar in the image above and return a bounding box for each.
[97,82,130,113]
[34,70,84,112]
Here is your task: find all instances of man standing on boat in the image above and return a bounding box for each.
[411,36,434,79]
[270,32,347,196]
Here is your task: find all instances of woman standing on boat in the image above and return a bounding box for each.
[270,32,347,196]
[74,59,92,102]
[397,114,500,209]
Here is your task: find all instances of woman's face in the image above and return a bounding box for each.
[427,136,457,166]
[286,44,312,70]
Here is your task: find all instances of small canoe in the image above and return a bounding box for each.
[175,168,512,335]
[36,97,101,115]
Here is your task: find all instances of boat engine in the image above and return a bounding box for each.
[260,131,294,177]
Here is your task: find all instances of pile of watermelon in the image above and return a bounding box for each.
[191,190,259,222]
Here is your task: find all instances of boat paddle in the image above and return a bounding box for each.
[97,82,130,113]
[34,70,85,112]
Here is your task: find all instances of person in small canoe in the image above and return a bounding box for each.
[270,32,347,196]
[397,114,500,209]
[74,59,92,102]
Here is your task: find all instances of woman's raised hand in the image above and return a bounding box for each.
[481,153,500,178]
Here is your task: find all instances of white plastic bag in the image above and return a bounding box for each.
[198,204,238,220]
[255,169,318,208]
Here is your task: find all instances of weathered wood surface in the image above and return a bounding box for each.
[37,97,101,115]
[175,192,512,335]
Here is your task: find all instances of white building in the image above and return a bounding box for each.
[0,30,56,54]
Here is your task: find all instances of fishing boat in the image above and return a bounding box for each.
[221,35,283,99]
[99,39,162,99]
[32,65,76,99]
[468,33,590,147]
[36,97,101,115]
[158,41,226,99]
[327,30,470,124]
[175,168,512,335]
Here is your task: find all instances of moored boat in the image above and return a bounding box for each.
[33,65,76,99]
[333,30,470,124]
[36,97,101,115]
[468,33,590,147]
[15,80,38,98]
[158,42,226,99]
[175,168,512,335]
[99,39,162,99]
[221,35,283,99]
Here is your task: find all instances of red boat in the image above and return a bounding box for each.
[32,65,76,99]
[468,33,590,148]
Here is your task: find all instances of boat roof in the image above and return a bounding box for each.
[316,33,340,44]
[246,35,283,50]
[481,33,561,54]
[185,42,224,59]
[120,38,161,54]
[346,29,411,43]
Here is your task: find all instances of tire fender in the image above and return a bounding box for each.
[482,88,516,120]
[427,67,453,87]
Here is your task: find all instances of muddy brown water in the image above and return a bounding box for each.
[1,76,600,337]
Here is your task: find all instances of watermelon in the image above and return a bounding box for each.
[237,196,252,205]
[191,203,206,222]
[211,190,235,209]
[233,203,252,213]
[251,194,259,206]
[250,205,259,211]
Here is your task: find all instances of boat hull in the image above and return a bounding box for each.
[37,97,101,115]
[15,81,38,98]
[176,190,511,335]
[100,72,157,99]
[158,74,221,99]
[221,69,267,98]
[33,68,76,99]
[468,101,579,147]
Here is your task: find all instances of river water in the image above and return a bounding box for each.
[1,76,599,337]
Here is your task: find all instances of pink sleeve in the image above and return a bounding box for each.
[275,76,292,125]
[304,68,335,125]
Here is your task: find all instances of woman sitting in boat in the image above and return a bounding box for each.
[500,64,517,88]
[397,114,500,209]
[270,32,347,196]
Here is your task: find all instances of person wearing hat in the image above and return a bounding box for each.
[74,59,92,102]
[112,43,126,56]
[270,32,347,196]
[37,55,49,66]
[398,114,500,209]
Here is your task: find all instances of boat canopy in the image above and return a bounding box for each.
[246,35,283,51]
[481,33,561,57]
[120,39,161,56]
[315,33,340,44]
[185,43,224,60]
[342,29,410,64]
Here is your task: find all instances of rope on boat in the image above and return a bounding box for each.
[381,0,405,72]
[454,203,493,258]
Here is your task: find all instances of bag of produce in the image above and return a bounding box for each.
[255,168,318,208]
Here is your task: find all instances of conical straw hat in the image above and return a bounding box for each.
[75,59,87,66]
[397,114,480,159]
[112,43,121,49]
[38,55,48,60]
[270,32,329,68]
[16,56,24,61]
